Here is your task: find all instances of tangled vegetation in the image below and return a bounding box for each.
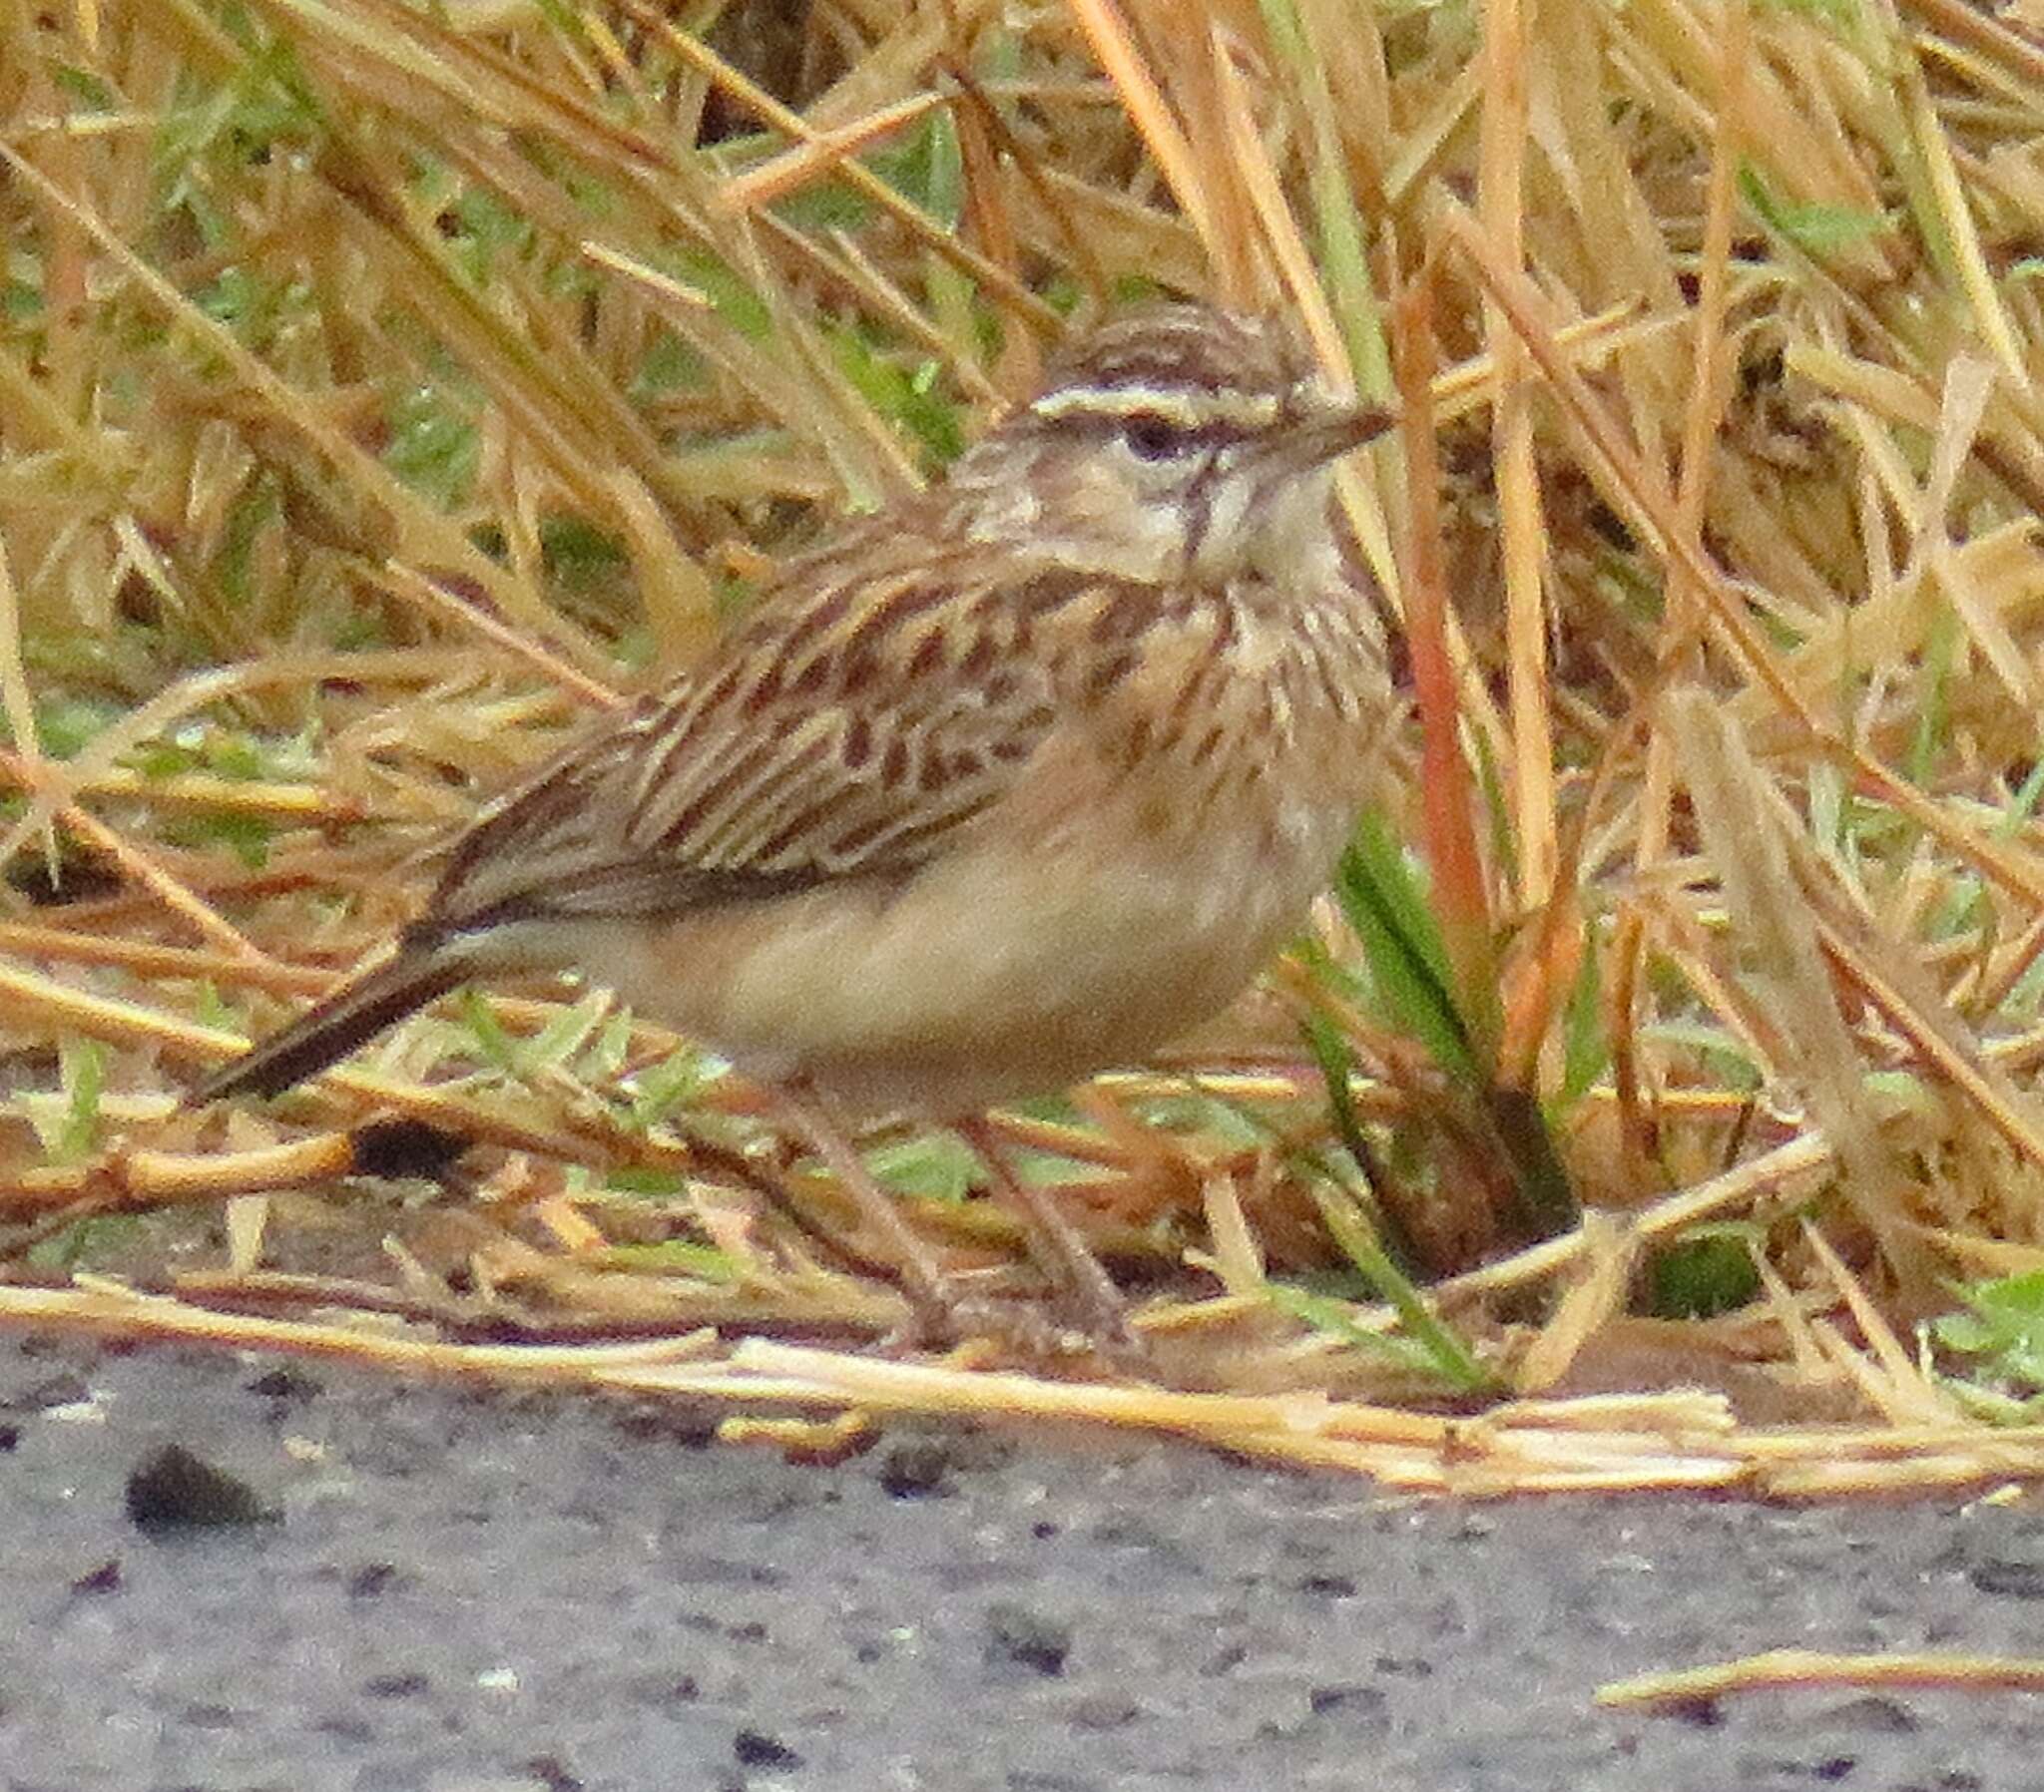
[4,0,2044,1494]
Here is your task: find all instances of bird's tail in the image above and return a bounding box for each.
[187,939,471,1107]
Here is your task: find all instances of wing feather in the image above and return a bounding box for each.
[421,531,1100,933]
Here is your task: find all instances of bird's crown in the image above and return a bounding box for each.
[1025,301,1321,448]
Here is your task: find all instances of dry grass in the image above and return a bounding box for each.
[5,0,2044,1495]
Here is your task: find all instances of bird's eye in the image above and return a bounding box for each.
[1122,415,1184,461]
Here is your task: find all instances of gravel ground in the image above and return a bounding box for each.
[4,1334,2043,1792]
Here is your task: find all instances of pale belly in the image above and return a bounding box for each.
[541,784,1348,1118]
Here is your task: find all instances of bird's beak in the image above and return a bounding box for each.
[1282,400,1398,471]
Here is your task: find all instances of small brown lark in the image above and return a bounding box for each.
[192,299,1399,1351]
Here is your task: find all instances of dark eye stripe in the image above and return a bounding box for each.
[1123,413,1254,459]
[1049,406,1249,460]
[1123,414,1183,460]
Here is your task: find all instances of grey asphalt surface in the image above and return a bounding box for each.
[3,1334,2043,1792]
